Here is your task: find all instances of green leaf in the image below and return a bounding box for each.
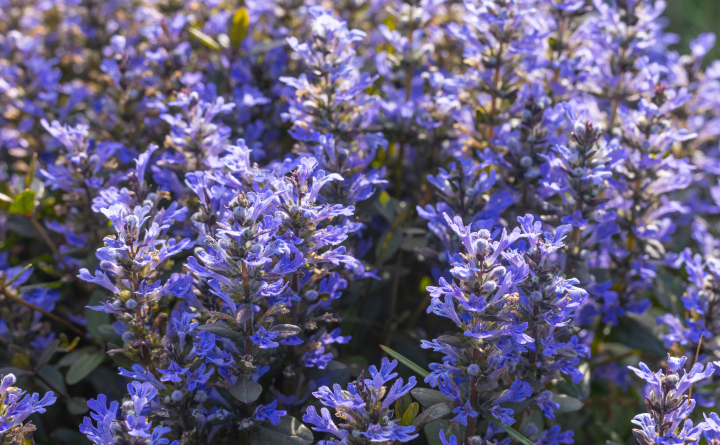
[38,365,67,395]
[411,401,454,430]
[653,273,683,312]
[400,402,419,426]
[52,427,86,443]
[229,378,262,403]
[410,388,453,409]
[97,325,123,344]
[611,313,666,355]
[189,27,221,51]
[435,334,467,348]
[11,353,31,370]
[250,416,313,445]
[375,191,395,222]
[230,7,250,50]
[424,419,462,445]
[8,189,35,216]
[18,280,63,291]
[395,393,413,420]
[67,396,89,415]
[86,291,110,341]
[197,323,242,342]
[0,366,30,377]
[25,152,37,189]
[488,417,535,445]
[37,338,60,368]
[66,352,105,385]
[379,344,428,378]
[57,347,96,368]
[375,230,403,264]
[553,394,584,413]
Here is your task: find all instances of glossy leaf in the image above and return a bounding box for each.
[400,402,419,426]
[8,190,35,216]
[250,416,313,445]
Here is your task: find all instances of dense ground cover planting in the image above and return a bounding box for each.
[2,0,720,444]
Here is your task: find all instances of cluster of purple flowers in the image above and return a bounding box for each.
[0,373,56,444]
[3,0,720,444]
[629,355,720,445]
[423,213,587,442]
[303,358,418,443]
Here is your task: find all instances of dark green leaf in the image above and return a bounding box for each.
[109,352,135,370]
[0,366,30,376]
[395,393,413,420]
[424,419,462,445]
[9,190,35,216]
[375,230,403,264]
[197,323,242,341]
[611,313,666,355]
[87,291,110,341]
[654,273,683,313]
[250,416,313,445]
[37,339,60,368]
[66,352,105,385]
[412,401,454,430]
[410,388,452,409]
[436,335,467,348]
[97,325,123,344]
[38,365,67,395]
[475,376,499,393]
[57,347,96,368]
[553,394,584,413]
[375,191,396,222]
[53,427,86,443]
[68,396,89,415]
[229,378,262,403]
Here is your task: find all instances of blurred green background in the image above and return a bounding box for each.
[666,0,720,53]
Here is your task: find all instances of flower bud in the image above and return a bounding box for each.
[125,214,139,232]
[194,390,208,403]
[482,281,497,293]
[233,206,246,221]
[171,390,184,402]
[490,266,506,279]
[475,238,489,256]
